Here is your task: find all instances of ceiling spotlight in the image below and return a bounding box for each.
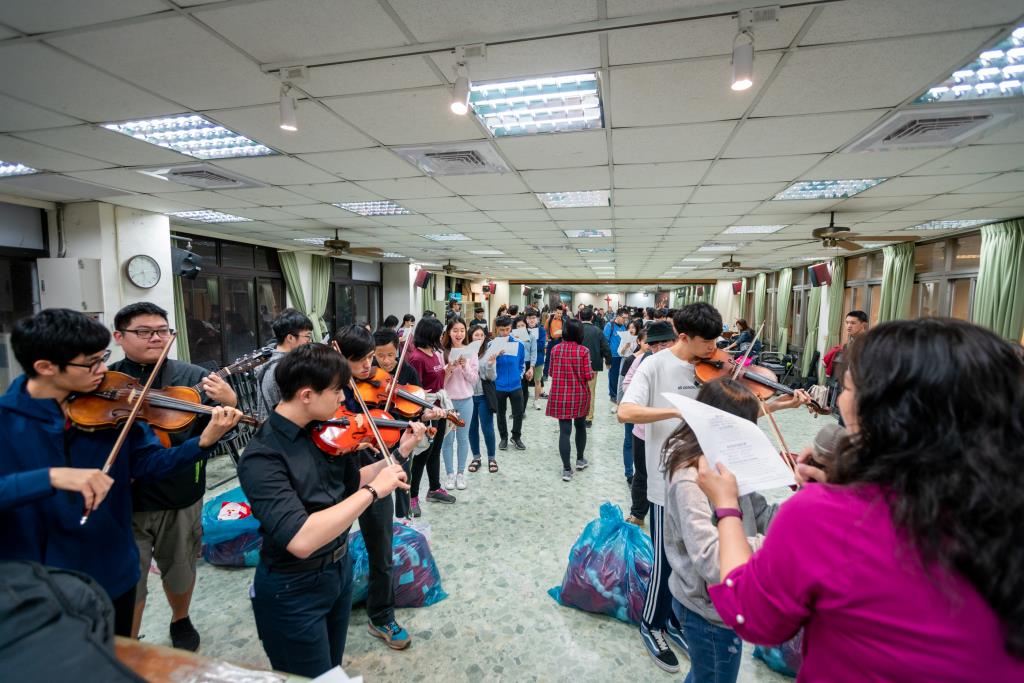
[450,62,471,115]
[279,84,298,132]
[731,29,754,91]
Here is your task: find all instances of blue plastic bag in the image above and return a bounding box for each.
[753,630,803,678]
[549,502,654,624]
[349,522,447,607]
[201,486,262,567]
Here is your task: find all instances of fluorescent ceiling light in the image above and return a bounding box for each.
[537,190,609,208]
[577,247,614,254]
[910,219,995,231]
[469,72,604,136]
[418,262,442,267]
[680,257,714,262]
[422,233,471,241]
[381,252,405,258]
[800,256,826,261]
[586,258,613,262]
[698,243,745,252]
[564,229,612,238]
[170,210,252,223]
[469,249,504,255]
[773,178,886,200]
[496,259,526,264]
[103,115,275,160]
[0,160,38,177]
[723,225,786,234]
[671,265,696,270]
[916,25,1024,103]
[335,200,411,216]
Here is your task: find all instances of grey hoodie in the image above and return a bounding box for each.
[663,467,777,627]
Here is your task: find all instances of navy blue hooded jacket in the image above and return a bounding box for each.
[0,375,212,599]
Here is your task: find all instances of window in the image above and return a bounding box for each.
[867,284,882,325]
[948,279,973,320]
[324,258,381,334]
[846,256,867,281]
[914,241,945,274]
[950,234,981,272]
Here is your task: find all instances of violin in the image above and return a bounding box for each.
[693,348,830,416]
[311,407,436,456]
[67,371,261,435]
[356,366,465,428]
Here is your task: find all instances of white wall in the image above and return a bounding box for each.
[714,279,739,323]
[491,280,510,313]
[352,259,380,282]
[626,291,655,308]
[382,263,417,319]
[572,292,626,310]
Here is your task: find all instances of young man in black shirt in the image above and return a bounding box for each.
[107,302,239,650]
[256,308,314,418]
[239,343,418,678]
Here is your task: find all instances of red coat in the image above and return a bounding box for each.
[545,341,594,420]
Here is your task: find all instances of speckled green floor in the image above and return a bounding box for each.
[140,384,828,681]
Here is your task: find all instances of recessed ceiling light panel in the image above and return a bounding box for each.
[0,160,38,177]
[170,210,252,223]
[773,178,886,200]
[723,225,786,234]
[680,257,714,262]
[469,72,604,136]
[910,219,995,231]
[422,233,471,241]
[576,247,614,254]
[468,249,505,255]
[916,26,1024,103]
[698,242,746,252]
[103,115,276,160]
[537,190,609,208]
[335,200,411,216]
[564,229,612,238]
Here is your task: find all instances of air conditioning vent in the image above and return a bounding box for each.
[845,104,1022,152]
[137,164,264,190]
[391,141,511,176]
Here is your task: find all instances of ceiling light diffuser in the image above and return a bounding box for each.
[576,247,614,254]
[469,72,603,136]
[909,219,995,231]
[772,178,886,200]
[422,233,471,241]
[103,115,275,160]
[170,210,252,223]
[469,249,504,255]
[916,25,1024,103]
[381,252,405,258]
[723,225,786,234]
[564,229,612,238]
[0,160,38,177]
[680,257,714,262]
[698,243,746,252]
[537,190,610,208]
[335,200,411,216]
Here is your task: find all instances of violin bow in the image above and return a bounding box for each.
[732,321,765,381]
[80,332,177,525]
[759,398,798,473]
[348,377,396,467]
[382,327,414,414]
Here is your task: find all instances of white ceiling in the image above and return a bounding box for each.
[0,0,1021,281]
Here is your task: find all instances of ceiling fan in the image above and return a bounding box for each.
[440,259,481,277]
[694,255,764,273]
[765,212,910,252]
[299,229,387,258]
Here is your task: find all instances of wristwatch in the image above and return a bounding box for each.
[714,507,743,523]
[361,484,379,503]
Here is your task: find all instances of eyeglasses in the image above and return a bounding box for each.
[121,327,175,340]
[66,349,112,373]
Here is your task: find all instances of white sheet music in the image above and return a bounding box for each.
[511,328,531,343]
[448,339,482,363]
[661,392,795,496]
[484,336,514,360]
[617,331,638,356]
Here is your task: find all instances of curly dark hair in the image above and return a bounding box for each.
[833,318,1024,657]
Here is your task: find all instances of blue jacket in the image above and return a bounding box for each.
[0,375,211,599]
[491,338,526,392]
[534,323,547,360]
[603,321,627,358]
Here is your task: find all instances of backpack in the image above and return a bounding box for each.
[0,561,145,682]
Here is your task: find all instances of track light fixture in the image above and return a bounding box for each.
[731,28,754,91]
[279,83,298,131]
[450,62,471,115]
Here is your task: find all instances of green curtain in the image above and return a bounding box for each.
[278,249,309,324]
[821,256,847,383]
[309,255,331,342]
[800,287,822,378]
[752,273,767,337]
[973,219,1024,341]
[774,268,793,352]
[877,242,915,322]
[172,276,190,363]
[737,277,748,322]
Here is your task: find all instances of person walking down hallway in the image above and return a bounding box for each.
[545,319,593,481]
[578,307,611,428]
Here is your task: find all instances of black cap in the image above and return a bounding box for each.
[645,320,677,343]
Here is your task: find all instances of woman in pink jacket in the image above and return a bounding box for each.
[441,317,478,491]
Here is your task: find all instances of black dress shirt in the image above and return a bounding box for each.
[238,411,360,571]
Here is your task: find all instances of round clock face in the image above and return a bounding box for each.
[126,254,161,289]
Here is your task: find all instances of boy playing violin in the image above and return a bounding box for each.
[0,308,241,637]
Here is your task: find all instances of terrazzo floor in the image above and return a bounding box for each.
[139,381,831,682]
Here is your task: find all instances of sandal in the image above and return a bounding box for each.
[488,460,499,473]
[468,458,481,473]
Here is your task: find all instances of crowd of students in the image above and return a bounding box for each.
[2,297,1022,681]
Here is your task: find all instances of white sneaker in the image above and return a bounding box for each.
[533,399,542,410]
[609,404,618,414]
[444,473,456,490]
[455,473,467,490]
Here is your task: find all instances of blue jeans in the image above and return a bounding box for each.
[673,601,743,683]
[608,355,622,400]
[469,394,496,460]
[622,422,634,478]
[251,555,354,678]
[442,396,474,474]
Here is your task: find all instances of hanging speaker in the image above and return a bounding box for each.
[171,247,202,280]
[731,281,742,295]
[414,269,431,289]
[808,262,832,287]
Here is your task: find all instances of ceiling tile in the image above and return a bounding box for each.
[400,196,474,213]
[0,94,84,133]
[197,0,409,64]
[324,88,485,145]
[833,195,933,211]
[0,43,180,121]
[300,147,421,180]
[801,0,1023,43]
[212,206,295,220]
[357,176,452,199]
[614,205,681,218]
[614,187,694,206]
[153,189,259,209]
[496,130,607,170]
[705,155,824,184]
[521,166,610,192]
[611,55,780,127]
[610,121,735,164]
[0,135,112,172]
[67,168,195,194]
[284,181,382,203]
[899,193,1022,210]
[17,125,190,165]
[546,207,613,220]
[802,150,948,179]
[614,161,710,188]
[105,194,199,213]
[281,203,353,219]
[304,57,442,98]
[208,103,374,155]
[214,156,338,185]
[51,16,281,111]
[425,211,493,224]
[432,33,602,83]
[214,186,313,206]
[952,172,1024,195]
[909,144,1024,175]
[389,0,598,43]
[753,31,991,116]
[690,183,787,203]
[0,0,167,32]
[724,111,884,157]
[856,174,996,197]
[485,209,551,222]
[749,198,840,214]
[438,174,531,195]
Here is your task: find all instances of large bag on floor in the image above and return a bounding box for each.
[548,502,654,624]
[753,630,804,678]
[349,522,448,607]
[201,486,262,567]
[0,561,145,682]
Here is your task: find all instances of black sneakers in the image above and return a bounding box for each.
[498,438,508,450]
[512,438,526,450]
[640,622,679,673]
[169,616,200,652]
